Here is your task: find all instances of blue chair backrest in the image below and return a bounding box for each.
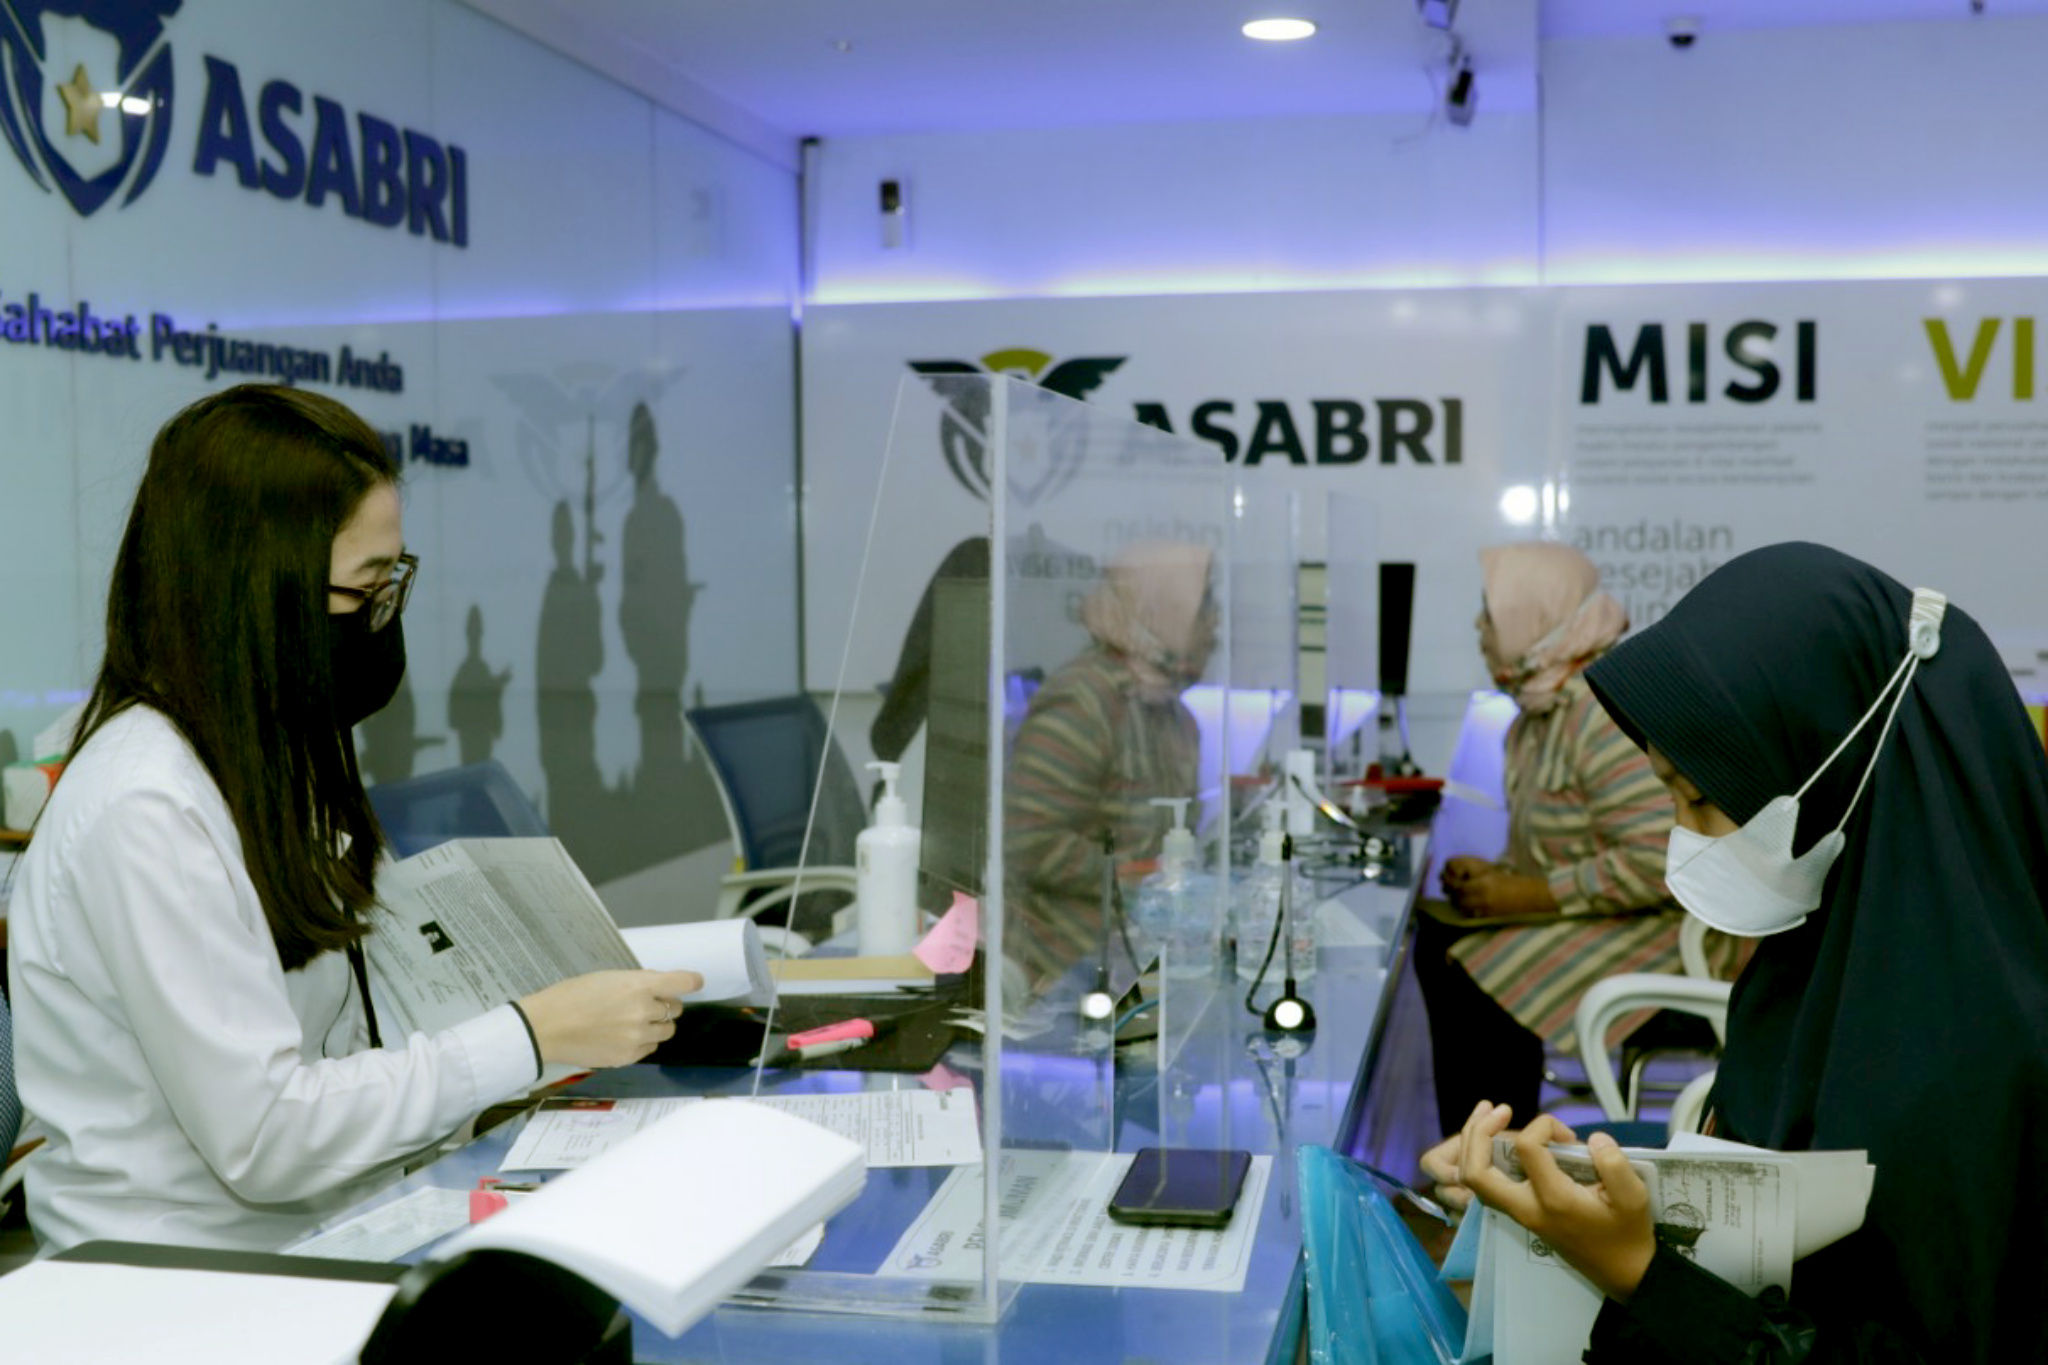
[686,695,866,871]
[367,760,549,858]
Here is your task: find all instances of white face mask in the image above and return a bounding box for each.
[1664,588,1947,938]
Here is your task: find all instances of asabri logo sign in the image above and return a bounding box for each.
[0,0,180,216]
[909,349,1128,504]
[0,0,470,246]
[910,347,1465,505]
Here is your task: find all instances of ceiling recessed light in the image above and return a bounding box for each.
[1242,18,1317,41]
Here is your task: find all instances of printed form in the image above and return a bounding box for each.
[500,1089,982,1172]
[879,1149,1272,1293]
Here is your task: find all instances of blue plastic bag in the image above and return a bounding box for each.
[1298,1145,1468,1365]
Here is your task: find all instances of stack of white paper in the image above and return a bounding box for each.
[1455,1135,1875,1365]
[443,1097,866,1338]
[0,1260,397,1365]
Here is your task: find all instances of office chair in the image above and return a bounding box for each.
[367,759,548,857]
[685,695,864,946]
[1572,915,1730,1124]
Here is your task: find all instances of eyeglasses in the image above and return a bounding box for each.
[329,552,418,633]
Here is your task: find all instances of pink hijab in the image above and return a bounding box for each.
[1480,542,1628,714]
[1080,541,1216,702]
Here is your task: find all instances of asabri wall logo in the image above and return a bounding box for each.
[0,0,181,217]
[910,345,1467,504]
[0,0,469,245]
[909,348,1127,504]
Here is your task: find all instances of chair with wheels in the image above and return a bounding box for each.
[685,695,865,947]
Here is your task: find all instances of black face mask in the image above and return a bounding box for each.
[330,611,407,729]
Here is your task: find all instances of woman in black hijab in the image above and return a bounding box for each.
[1440,542,2048,1362]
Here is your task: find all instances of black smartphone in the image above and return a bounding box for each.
[1105,1146,1253,1229]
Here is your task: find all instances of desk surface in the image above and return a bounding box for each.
[322,868,1422,1365]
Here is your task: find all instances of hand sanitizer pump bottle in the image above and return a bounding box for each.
[1234,802,1316,983]
[1134,798,1220,979]
[856,761,921,955]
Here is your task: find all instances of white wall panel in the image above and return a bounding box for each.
[1542,18,2048,283]
[0,0,799,901]
[806,113,1543,305]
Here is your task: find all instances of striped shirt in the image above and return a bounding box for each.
[1003,646,1200,992]
[1450,673,1731,1051]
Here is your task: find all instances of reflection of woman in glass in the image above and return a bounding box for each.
[1004,541,1214,993]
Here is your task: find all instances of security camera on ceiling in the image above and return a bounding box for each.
[1666,15,1700,48]
[1444,43,1476,126]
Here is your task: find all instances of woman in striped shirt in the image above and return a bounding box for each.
[1416,542,1726,1132]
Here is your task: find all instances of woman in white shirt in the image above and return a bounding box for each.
[8,383,701,1253]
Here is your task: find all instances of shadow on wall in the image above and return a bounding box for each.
[356,398,727,886]
[526,400,725,884]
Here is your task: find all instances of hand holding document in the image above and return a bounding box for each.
[620,921,774,1007]
[367,838,776,1039]
[1455,1134,1874,1365]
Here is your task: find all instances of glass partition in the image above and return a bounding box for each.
[1142,481,1302,1118]
[722,373,1227,1325]
[1322,491,1383,784]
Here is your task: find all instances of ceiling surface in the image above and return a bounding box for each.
[455,0,2046,159]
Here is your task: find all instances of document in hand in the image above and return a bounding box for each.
[1453,1135,1875,1365]
[366,838,777,1042]
[439,1098,866,1338]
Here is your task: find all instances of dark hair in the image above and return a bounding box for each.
[77,384,400,971]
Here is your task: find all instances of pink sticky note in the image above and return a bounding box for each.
[920,1062,974,1093]
[913,892,980,974]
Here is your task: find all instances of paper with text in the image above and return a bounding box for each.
[1461,1136,1871,1365]
[501,1089,982,1172]
[284,1185,822,1268]
[879,1150,1271,1293]
[284,1187,480,1261]
[367,838,638,1036]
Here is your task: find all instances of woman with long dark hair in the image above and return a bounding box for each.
[8,384,700,1253]
[1428,542,2048,1362]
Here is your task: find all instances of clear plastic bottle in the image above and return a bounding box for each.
[1132,798,1222,979]
[1232,806,1318,984]
[855,761,921,955]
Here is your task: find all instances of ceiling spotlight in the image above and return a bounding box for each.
[1417,0,1459,30]
[1242,18,1317,41]
[1444,41,1476,127]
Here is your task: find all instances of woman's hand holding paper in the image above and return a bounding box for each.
[520,969,705,1067]
[1455,1102,1656,1302]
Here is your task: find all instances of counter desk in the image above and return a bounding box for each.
[319,851,1427,1365]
